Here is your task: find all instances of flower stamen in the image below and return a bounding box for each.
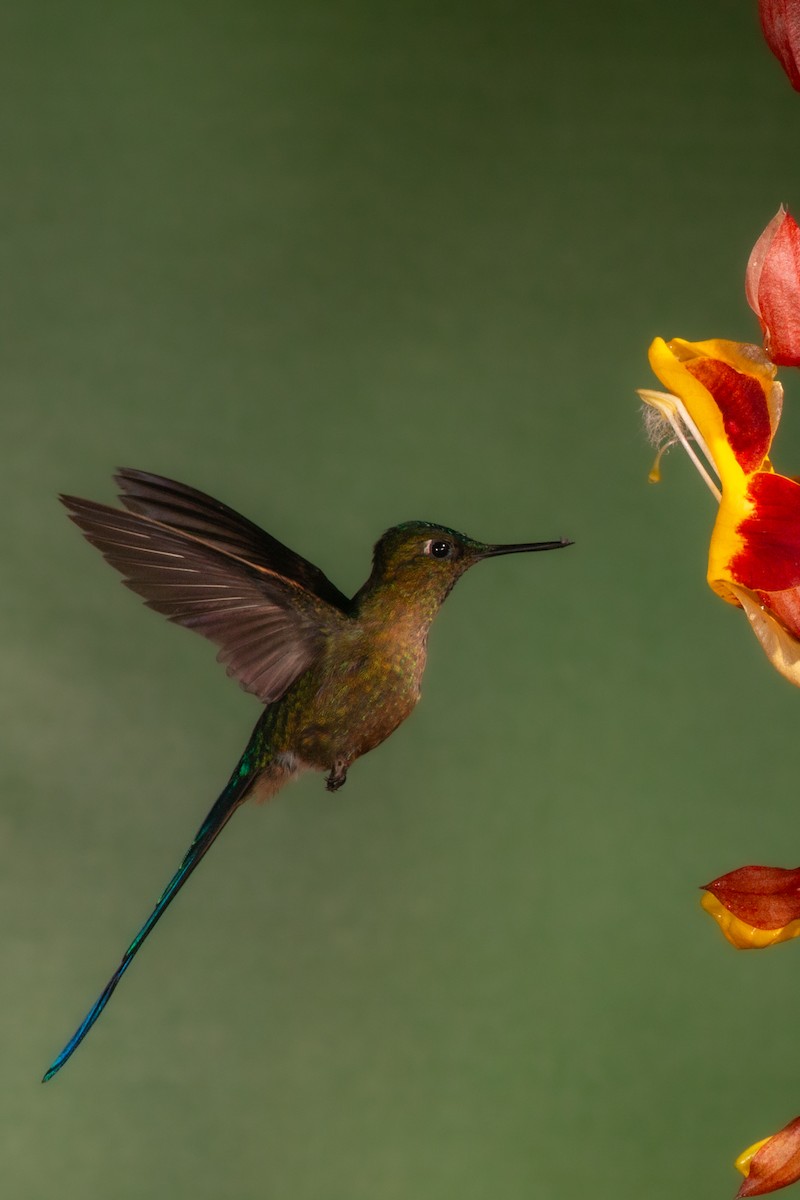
[637,388,722,502]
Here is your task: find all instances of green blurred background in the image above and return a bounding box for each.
[4,1,800,1196]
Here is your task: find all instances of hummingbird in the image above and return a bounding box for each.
[43,468,570,1081]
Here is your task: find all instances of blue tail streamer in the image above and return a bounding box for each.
[42,765,253,1081]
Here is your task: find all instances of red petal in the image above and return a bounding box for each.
[754,209,800,367]
[730,473,800,590]
[685,359,772,473]
[705,865,800,929]
[746,208,785,321]
[757,586,800,639]
[759,0,800,91]
[737,1117,800,1196]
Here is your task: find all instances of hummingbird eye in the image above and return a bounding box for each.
[426,538,453,560]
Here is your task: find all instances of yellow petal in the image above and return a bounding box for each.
[736,1138,773,1178]
[646,338,773,493]
[701,892,800,949]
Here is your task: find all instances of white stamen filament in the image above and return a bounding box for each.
[637,388,722,503]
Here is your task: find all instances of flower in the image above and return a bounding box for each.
[638,337,800,687]
[702,865,800,949]
[735,1117,800,1196]
[746,207,800,367]
[759,1,800,91]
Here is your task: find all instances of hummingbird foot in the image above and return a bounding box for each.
[325,761,349,792]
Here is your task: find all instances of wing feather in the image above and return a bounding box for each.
[113,468,351,611]
[61,493,346,704]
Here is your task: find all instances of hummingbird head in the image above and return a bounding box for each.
[355,521,571,612]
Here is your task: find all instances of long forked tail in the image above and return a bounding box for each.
[42,764,255,1082]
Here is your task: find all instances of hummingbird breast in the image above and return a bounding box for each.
[287,616,430,772]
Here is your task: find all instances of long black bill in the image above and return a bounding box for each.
[481,537,573,558]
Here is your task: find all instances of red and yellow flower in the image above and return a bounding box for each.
[735,1117,800,1196]
[702,864,800,949]
[639,336,800,686]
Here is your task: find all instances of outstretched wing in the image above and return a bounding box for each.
[61,489,347,704]
[114,468,351,611]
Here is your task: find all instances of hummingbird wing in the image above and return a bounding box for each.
[61,491,347,704]
[113,468,351,611]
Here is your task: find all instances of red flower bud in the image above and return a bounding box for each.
[702,865,800,949]
[746,207,800,367]
[759,1,800,91]
[705,865,800,929]
[736,1117,800,1196]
